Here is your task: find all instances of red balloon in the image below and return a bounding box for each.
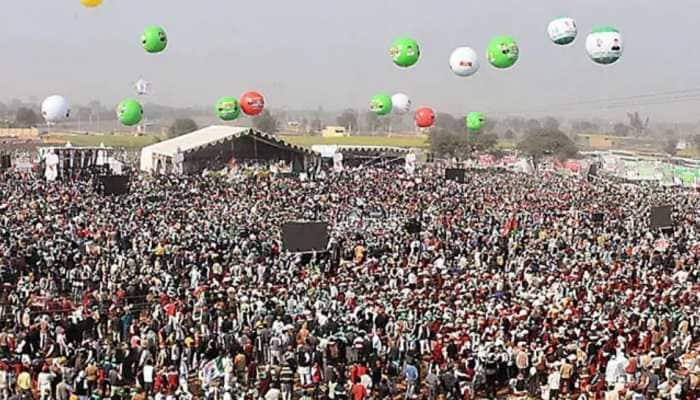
[415,107,435,128]
[240,91,265,116]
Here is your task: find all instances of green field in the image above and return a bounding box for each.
[44,133,429,149]
[44,134,161,148]
[279,135,429,148]
[41,133,520,153]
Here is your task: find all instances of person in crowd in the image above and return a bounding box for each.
[1,158,700,400]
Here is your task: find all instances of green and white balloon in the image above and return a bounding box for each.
[41,95,71,124]
[142,25,168,54]
[486,36,519,69]
[466,112,485,132]
[391,93,411,115]
[586,26,623,65]
[117,99,143,126]
[547,17,577,45]
[216,97,240,121]
[370,93,393,116]
[449,47,480,77]
[389,37,420,68]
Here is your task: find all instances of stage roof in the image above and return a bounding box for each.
[311,144,411,158]
[142,126,315,157]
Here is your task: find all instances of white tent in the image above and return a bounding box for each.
[141,126,249,172]
[140,125,316,174]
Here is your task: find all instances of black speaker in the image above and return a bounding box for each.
[404,219,422,234]
[97,175,130,196]
[650,205,673,229]
[0,155,11,169]
[281,222,329,253]
[445,168,466,183]
[588,163,599,176]
[592,213,604,223]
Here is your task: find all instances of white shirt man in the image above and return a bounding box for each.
[38,370,55,399]
[265,387,281,400]
[548,368,561,393]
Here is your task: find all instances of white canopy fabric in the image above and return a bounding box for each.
[311,145,339,158]
[140,125,315,173]
[143,126,250,159]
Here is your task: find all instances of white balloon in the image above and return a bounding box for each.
[135,79,151,96]
[391,93,411,114]
[586,27,623,65]
[449,47,480,77]
[547,17,577,45]
[41,95,71,123]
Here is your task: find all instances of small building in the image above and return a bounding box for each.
[577,134,617,149]
[286,121,303,133]
[0,127,40,139]
[321,126,348,138]
[577,134,641,150]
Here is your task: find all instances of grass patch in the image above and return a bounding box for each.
[41,133,519,154]
[497,141,516,150]
[43,134,161,148]
[279,135,429,148]
[678,148,700,158]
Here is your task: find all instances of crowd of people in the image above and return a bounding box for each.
[1,159,700,400]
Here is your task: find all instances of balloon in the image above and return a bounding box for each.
[370,93,393,116]
[216,97,240,121]
[41,95,71,124]
[466,112,485,132]
[389,37,420,68]
[586,26,623,65]
[415,107,435,128]
[134,79,151,96]
[80,0,102,7]
[142,26,168,54]
[486,36,519,69]
[117,99,143,126]
[449,47,480,77]
[240,91,265,116]
[547,17,577,45]
[391,93,411,115]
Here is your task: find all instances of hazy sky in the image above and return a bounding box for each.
[2,0,700,122]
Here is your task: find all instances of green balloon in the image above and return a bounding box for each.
[466,112,485,132]
[117,99,143,126]
[216,97,240,121]
[389,37,420,68]
[486,36,519,69]
[370,93,393,116]
[142,25,167,53]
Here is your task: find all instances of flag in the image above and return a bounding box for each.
[45,153,59,182]
[654,239,669,252]
[404,152,416,175]
[333,152,344,172]
[501,215,518,237]
[200,356,229,385]
[479,154,495,167]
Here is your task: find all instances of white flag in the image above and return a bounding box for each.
[333,152,343,172]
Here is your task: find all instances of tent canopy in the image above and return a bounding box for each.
[311,145,411,158]
[140,125,317,173]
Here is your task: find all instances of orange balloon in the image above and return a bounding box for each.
[415,107,435,128]
[80,0,103,8]
[240,91,265,116]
